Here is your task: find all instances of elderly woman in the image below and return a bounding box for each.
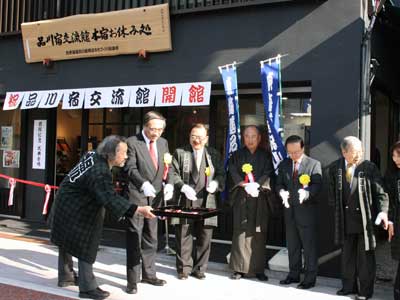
[50,135,154,300]
[385,141,400,300]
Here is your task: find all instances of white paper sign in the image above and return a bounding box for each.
[1,126,13,150]
[84,87,111,109]
[181,82,211,106]
[105,86,131,108]
[38,90,64,108]
[155,84,182,107]
[2,92,23,110]
[129,85,157,107]
[20,91,44,109]
[32,120,47,169]
[61,89,86,110]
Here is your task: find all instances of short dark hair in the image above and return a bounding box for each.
[190,123,208,135]
[97,135,126,161]
[388,141,400,173]
[243,125,261,135]
[285,135,304,148]
[143,111,166,128]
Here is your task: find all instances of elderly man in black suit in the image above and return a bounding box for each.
[51,135,154,300]
[124,111,173,294]
[328,136,389,300]
[276,135,322,290]
[169,123,225,280]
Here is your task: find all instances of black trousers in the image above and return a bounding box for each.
[175,222,213,275]
[126,213,158,287]
[341,233,376,297]
[58,247,97,292]
[395,262,400,300]
[284,206,318,284]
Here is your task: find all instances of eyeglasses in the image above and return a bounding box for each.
[287,150,303,156]
[190,135,207,141]
[147,127,164,133]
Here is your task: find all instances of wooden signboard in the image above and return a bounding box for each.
[21,4,172,63]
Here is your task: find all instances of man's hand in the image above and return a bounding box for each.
[163,184,174,201]
[181,184,197,201]
[298,189,310,204]
[388,223,394,242]
[141,181,156,198]
[375,212,389,230]
[244,182,260,198]
[136,206,156,219]
[206,180,219,194]
[279,189,290,208]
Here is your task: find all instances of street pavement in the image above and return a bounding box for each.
[0,231,393,300]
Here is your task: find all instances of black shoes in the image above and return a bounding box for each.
[297,282,315,289]
[126,283,138,294]
[230,272,243,280]
[79,287,110,299]
[256,273,269,281]
[191,272,206,280]
[336,288,357,296]
[279,277,300,285]
[141,277,167,286]
[178,273,189,280]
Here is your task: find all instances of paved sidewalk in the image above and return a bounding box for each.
[0,232,393,300]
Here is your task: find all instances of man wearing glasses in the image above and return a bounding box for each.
[168,123,225,280]
[276,135,322,290]
[124,111,172,294]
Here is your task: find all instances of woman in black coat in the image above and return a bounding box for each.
[385,141,400,300]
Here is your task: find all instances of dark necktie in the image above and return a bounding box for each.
[149,141,158,169]
[293,161,298,180]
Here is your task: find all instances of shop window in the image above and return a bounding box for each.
[0,105,22,216]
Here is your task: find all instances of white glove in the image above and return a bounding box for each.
[375,212,389,229]
[206,180,219,194]
[163,184,174,201]
[244,182,260,198]
[298,189,310,204]
[141,181,156,198]
[181,184,197,201]
[279,189,290,208]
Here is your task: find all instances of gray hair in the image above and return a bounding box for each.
[97,135,127,161]
[340,136,362,151]
[143,111,166,128]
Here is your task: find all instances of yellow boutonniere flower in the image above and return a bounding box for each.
[242,163,253,174]
[163,153,172,165]
[299,174,311,186]
[205,167,211,177]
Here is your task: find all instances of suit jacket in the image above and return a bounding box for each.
[50,151,133,264]
[329,158,388,250]
[169,145,225,226]
[276,155,322,207]
[124,133,171,207]
[384,168,400,260]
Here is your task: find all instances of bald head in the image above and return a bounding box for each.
[243,126,261,153]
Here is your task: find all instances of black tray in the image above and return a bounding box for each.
[152,206,220,219]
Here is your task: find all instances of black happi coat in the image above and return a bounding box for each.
[384,168,400,260]
[50,152,133,264]
[328,158,388,250]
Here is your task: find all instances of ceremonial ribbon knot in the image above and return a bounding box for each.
[8,178,16,206]
[42,184,52,215]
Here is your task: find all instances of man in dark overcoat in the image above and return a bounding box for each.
[328,136,389,300]
[51,135,154,300]
[124,111,172,294]
[169,123,225,280]
[276,135,322,290]
[227,125,274,281]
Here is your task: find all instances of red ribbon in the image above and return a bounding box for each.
[42,184,52,215]
[244,173,255,183]
[162,164,169,181]
[8,178,16,206]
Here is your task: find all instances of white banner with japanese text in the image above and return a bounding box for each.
[2,81,211,110]
[32,120,47,170]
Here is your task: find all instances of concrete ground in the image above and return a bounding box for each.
[0,231,393,300]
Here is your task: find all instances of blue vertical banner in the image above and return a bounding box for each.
[260,56,286,172]
[218,63,241,169]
